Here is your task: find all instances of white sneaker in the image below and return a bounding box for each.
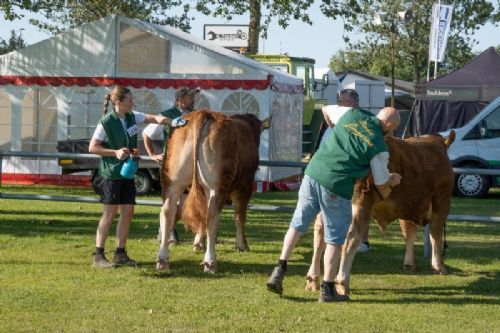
[358,242,370,253]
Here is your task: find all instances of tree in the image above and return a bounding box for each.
[28,0,192,34]
[1,1,64,20]
[1,1,32,20]
[325,0,499,87]
[0,29,27,54]
[195,0,356,55]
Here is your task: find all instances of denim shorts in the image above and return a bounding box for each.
[290,175,352,244]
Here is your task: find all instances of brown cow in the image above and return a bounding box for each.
[305,132,456,293]
[156,110,268,273]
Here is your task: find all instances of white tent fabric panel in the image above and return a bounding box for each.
[0,16,116,77]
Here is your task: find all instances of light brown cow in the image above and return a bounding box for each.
[156,110,268,273]
[305,132,455,294]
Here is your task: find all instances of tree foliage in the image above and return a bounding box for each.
[3,0,192,35]
[326,0,499,88]
[1,0,32,20]
[32,0,192,33]
[0,29,27,54]
[1,1,69,20]
[195,0,355,54]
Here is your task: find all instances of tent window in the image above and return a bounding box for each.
[68,88,101,139]
[221,92,259,116]
[131,89,161,132]
[22,89,58,153]
[118,22,249,75]
[195,93,210,110]
[170,42,247,74]
[132,90,161,114]
[118,23,171,73]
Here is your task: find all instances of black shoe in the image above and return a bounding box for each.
[112,250,138,267]
[318,282,349,303]
[168,229,179,245]
[267,266,285,295]
[92,253,117,269]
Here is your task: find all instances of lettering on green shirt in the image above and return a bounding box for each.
[305,108,388,199]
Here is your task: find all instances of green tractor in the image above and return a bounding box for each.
[249,54,327,159]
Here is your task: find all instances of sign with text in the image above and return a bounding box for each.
[203,25,249,48]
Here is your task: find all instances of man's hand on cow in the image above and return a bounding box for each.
[116,148,130,161]
[389,173,402,187]
[152,154,163,164]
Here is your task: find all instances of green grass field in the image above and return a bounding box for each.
[0,185,499,332]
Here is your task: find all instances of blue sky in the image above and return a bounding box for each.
[1,4,498,72]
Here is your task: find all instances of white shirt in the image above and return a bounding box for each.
[92,111,147,141]
[143,106,190,140]
[142,123,164,140]
[322,105,351,124]
[322,104,390,185]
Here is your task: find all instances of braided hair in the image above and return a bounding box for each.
[102,86,132,115]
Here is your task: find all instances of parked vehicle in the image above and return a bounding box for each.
[441,96,500,198]
[57,139,163,195]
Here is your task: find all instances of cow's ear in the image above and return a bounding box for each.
[445,130,456,147]
[261,116,272,130]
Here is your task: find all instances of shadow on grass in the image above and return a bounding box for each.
[357,272,500,305]
[137,258,311,280]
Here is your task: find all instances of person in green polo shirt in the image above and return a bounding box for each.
[89,86,187,269]
[142,86,199,245]
[267,89,402,302]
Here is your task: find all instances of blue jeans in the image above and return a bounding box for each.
[290,175,352,244]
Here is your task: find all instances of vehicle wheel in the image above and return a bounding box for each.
[454,168,491,198]
[135,170,153,195]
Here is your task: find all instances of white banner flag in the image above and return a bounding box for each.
[429,4,454,62]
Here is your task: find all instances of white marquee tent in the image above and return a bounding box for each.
[0,15,304,185]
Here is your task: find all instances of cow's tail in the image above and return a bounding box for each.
[182,112,211,234]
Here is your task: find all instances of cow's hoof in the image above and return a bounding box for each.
[201,261,217,274]
[193,242,206,253]
[335,282,350,296]
[235,245,249,252]
[432,266,448,275]
[404,264,416,272]
[305,275,320,292]
[156,258,169,271]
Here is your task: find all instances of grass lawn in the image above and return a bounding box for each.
[0,185,499,332]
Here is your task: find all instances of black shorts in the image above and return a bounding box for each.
[93,176,136,205]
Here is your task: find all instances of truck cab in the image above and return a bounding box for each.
[441,96,500,197]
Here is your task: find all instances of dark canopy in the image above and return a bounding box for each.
[407,47,500,136]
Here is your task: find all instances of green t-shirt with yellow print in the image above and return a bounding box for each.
[305,108,388,199]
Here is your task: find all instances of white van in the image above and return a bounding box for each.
[441,96,500,198]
